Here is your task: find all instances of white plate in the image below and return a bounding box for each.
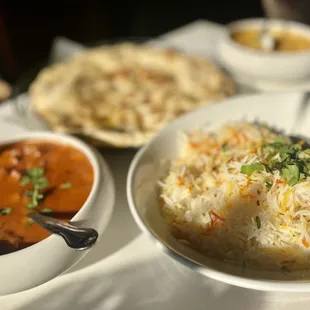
[127,91,310,292]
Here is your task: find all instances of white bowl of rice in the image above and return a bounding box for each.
[127,91,310,292]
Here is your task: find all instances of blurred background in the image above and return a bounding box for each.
[0,0,273,82]
[1,1,310,84]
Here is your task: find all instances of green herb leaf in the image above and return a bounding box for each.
[27,201,38,210]
[263,163,272,173]
[275,136,287,144]
[300,161,309,173]
[37,193,44,199]
[41,208,53,213]
[262,139,310,186]
[280,164,300,186]
[24,190,33,198]
[241,163,265,175]
[21,167,50,211]
[264,142,300,158]
[27,167,44,178]
[20,175,31,186]
[265,180,273,190]
[59,182,72,189]
[0,207,12,215]
[279,152,289,161]
[34,177,49,190]
[255,216,261,229]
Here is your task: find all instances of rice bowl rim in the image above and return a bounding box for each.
[126,91,310,292]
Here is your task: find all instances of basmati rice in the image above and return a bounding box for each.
[158,121,310,271]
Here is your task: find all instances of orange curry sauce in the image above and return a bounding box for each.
[0,140,94,255]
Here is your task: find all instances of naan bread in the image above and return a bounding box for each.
[30,43,236,147]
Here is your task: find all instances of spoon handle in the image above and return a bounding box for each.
[28,212,98,250]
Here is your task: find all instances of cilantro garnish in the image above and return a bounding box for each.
[265,180,273,190]
[241,163,265,175]
[20,168,49,210]
[239,137,310,186]
[262,141,310,186]
[280,164,300,186]
[0,207,12,215]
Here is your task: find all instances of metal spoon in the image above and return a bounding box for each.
[260,21,276,51]
[27,212,98,250]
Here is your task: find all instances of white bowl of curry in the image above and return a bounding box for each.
[0,128,115,295]
[218,18,310,83]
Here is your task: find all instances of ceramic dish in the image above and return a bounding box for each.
[218,18,310,84]
[0,122,115,295]
[127,91,310,292]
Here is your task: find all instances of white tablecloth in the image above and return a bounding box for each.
[1,20,310,310]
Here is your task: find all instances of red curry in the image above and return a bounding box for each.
[0,140,94,255]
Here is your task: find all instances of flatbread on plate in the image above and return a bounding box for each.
[30,43,236,148]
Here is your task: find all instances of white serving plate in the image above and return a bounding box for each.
[127,91,310,292]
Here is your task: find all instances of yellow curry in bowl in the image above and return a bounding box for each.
[0,140,94,255]
[231,28,310,52]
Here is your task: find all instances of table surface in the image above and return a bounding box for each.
[1,20,310,310]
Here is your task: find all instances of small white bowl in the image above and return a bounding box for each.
[0,124,115,295]
[127,91,310,292]
[218,18,310,84]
